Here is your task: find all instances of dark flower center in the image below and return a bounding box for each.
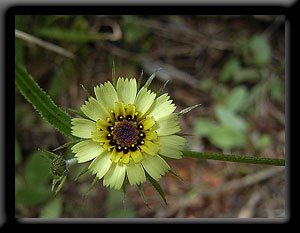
[113,120,138,146]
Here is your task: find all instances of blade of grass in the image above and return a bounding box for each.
[143,68,162,89]
[178,104,201,116]
[146,173,168,205]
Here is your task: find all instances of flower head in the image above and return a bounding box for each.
[71,78,186,190]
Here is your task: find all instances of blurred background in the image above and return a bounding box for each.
[15,15,285,218]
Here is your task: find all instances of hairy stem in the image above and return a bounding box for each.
[182,151,285,166]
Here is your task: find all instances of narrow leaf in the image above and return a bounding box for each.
[52,139,83,152]
[38,148,60,161]
[87,176,100,194]
[80,84,91,99]
[178,104,201,116]
[168,168,187,185]
[112,59,117,88]
[156,80,169,96]
[175,133,195,137]
[137,184,149,207]
[15,63,76,139]
[51,176,62,192]
[143,68,162,89]
[54,174,67,195]
[63,106,89,119]
[74,165,90,181]
[146,173,168,205]
[137,69,143,91]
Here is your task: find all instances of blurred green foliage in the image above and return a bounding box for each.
[15,150,52,207]
[195,34,284,151]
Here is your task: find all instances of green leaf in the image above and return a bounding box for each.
[112,59,117,88]
[87,176,100,194]
[219,57,241,82]
[52,139,83,152]
[233,68,259,83]
[270,78,284,102]
[156,80,169,96]
[15,138,22,165]
[137,69,143,91]
[178,104,201,116]
[193,118,218,137]
[39,197,63,218]
[26,150,50,187]
[215,106,249,132]
[15,63,76,139]
[74,164,90,181]
[255,134,273,151]
[143,68,162,90]
[15,186,51,207]
[225,86,248,113]
[80,84,91,99]
[209,125,246,150]
[146,173,168,205]
[168,168,187,185]
[54,175,67,195]
[242,35,272,67]
[137,184,148,206]
[63,106,89,119]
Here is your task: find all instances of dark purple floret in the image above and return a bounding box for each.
[113,120,138,146]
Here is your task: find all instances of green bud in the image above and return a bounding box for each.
[51,157,69,177]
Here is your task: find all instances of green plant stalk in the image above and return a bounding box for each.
[182,151,285,166]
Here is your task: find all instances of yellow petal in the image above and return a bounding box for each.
[126,161,146,186]
[96,119,111,131]
[103,162,126,190]
[111,148,122,163]
[116,78,137,105]
[91,130,108,142]
[80,97,110,121]
[88,151,112,179]
[114,101,126,118]
[139,116,155,130]
[71,140,104,163]
[145,130,157,140]
[125,104,136,118]
[134,87,156,119]
[152,113,181,136]
[140,140,159,156]
[141,154,170,181]
[145,93,176,121]
[130,150,143,163]
[94,81,118,112]
[71,118,97,139]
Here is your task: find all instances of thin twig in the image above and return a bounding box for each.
[15,29,75,59]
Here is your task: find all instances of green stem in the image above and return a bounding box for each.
[182,151,285,166]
